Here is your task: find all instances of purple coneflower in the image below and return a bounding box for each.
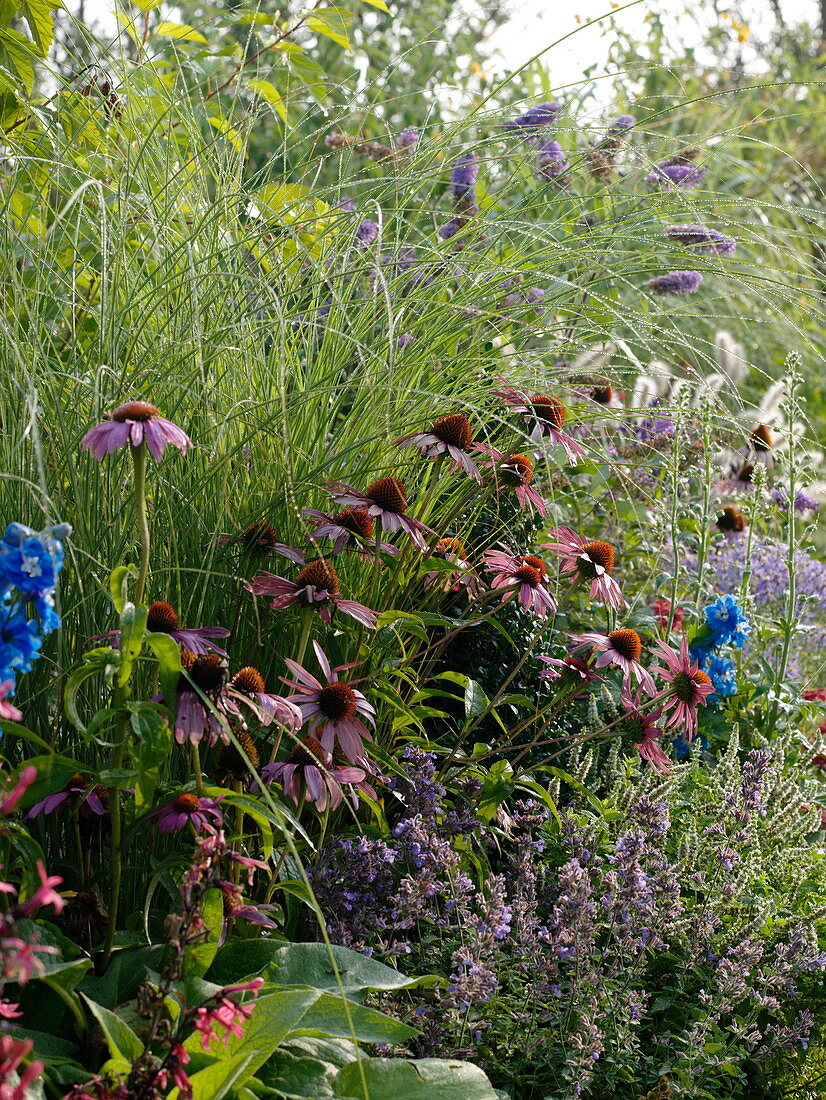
[645,164,705,189]
[569,629,656,695]
[651,637,715,738]
[147,601,230,657]
[425,537,479,599]
[247,558,377,628]
[644,271,703,296]
[539,655,599,697]
[395,414,482,483]
[541,527,626,609]
[483,548,556,618]
[259,736,368,812]
[475,446,547,516]
[493,386,586,460]
[217,520,303,562]
[664,224,736,256]
[282,641,375,763]
[27,774,109,820]
[148,793,224,834]
[81,401,192,462]
[302,507,399,560]
[619,688,671,773]
[326,477,434,551]
[536,140,570,184]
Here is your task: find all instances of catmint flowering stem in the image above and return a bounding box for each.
[132,442,150,606]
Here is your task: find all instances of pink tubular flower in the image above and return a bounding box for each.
[148,793,224,834]
[651,636,715,737]
[569,629,656,695]
[259,736,369,812]
[81,400,192,462]
[493,386,586,461]
[619,688,671,773]
[247,558,377,629]
[0,1035,44,1100]
[394,413,482,484]
[21,860,65,916]
[542,526,626,609]
[653,598,683,631]
[0,681,22,725]
[483,548,556,618]
[282,641,375,763]
[302,507,400,559]
[474,446,548,516]
[0,765,36,815]
[191,979,264,1053]
[325,476,435,550]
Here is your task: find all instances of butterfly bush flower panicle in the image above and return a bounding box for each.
[493,385,586,461]
[302,507,399,559]
[247,558,377,628]
[506,100,561,144]
[536,139,570,184]
[644,270,703,296]
[645,162,706,189]
[569,628,656,695]
[652,637,716,737]
[148,793,224,834]
[542,526,626,609]
[665,224,737,256]
[475,445,548,515]
[483,548,556,618]
[326,476,434,551]
[81,400,192,462]
[395,413,482,484]
[282,640,375,763]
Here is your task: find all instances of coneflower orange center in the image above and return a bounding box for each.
[750,424,774,452]
[502,453,534,485]
[366,476,407,514]
[717,506,746,533]
[530,395,565,428]
[670,669,710,703]
[110,400,159,422]
[591,386,613,405]
[289,736,326,766]
[217,730,260,775]
[608,628,642,662]
[436,537,467,559]
[334,508,374,539]
[147,600,180,633]
[430,414,473,450]
[296,559,340,594]
[242,521,277,548]
[736,463,754,483]
[188,654,227,693]
[231,666,266,695]
[514,564,542,588]
[521,554,547,576]
[318,681,358,722]
[578,541,615,577]
[173,793,201,812]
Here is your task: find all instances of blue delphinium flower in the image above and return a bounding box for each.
[705,654,738,697]
[1,535,64,595]
[705,595,750,648]
[0,603,42,679]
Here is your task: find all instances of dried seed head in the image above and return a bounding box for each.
[736,463,754,483]
[180,648,196,673]
[110,401,159,422]
[334,509,374,539]
[430,414,473,450]
[365,476,408,514]
[295,559,340,594]
[501,453,534,485]
[590,386,614,405]
[530,395,565,428]
[717,506,747,533]
[318,681,358,722]
[187,654,227,693]
[231,666,266,695]
[608,628,642,662]
[147,601,180,633]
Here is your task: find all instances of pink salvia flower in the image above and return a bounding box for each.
[474,446,548,516]
[569,629,656,695]
[541,526,626,609]
[22,860,65,916]
[651,636,715,738]
[483,548,556,618]
[192,979,264,1052]
[0,1035,45,1100]
[0,765,36,814]
[81,400,192,462]
[493,385,586,461]
[282,641,376,762]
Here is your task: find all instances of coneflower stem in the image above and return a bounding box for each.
[295,606,314,670]
[131,443,150,606]
[191,742,205,796]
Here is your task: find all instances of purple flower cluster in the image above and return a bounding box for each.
[644,270,704,296]
[646,162,706,189]
[506,101,561,144]
[537,139,570,184]
[665,223,736,255]
[586,113,635,179]
[440,153,481,244]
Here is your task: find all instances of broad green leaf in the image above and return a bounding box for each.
[306,13,350,50]
[65,647,121,732]
[170,1052,259,1100]
[131,0,162,10]
[361,0,389,10]
[208,115,242,152]
[18,0,61,57]
[130,704,172,811]
[463,678,488,721]
[247,78,287,121]
[144,631,181,702]
[293,993,416,1043]
[335,1057,498,1099]
[0,718,51,751]
[0,26,38,91]
[109,565,135,614]
[155,21,208,43]
[117,601,147,686]
[80,993,144,1062]
[114,10,139,42]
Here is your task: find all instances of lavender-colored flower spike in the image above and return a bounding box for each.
[356,219,379,247]
[645,270,704,296]
[646,163,706,189]
[449,152,479,201]
[537,140,570,184]
[397,126,419,153]
[610,114,636,134]
[507,101,561,143]
[665,224,736,256]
